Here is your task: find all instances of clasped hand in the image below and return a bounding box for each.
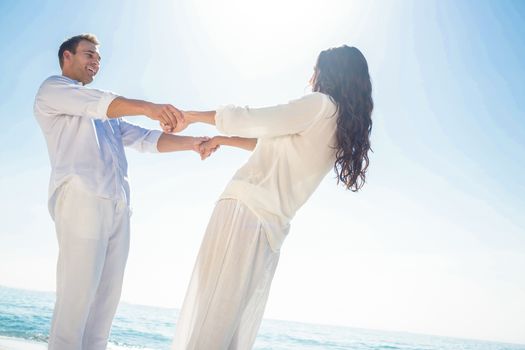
[197,137,221,160]
[190,137,220,160]
[149,104,186,133]
[156,107,221,160]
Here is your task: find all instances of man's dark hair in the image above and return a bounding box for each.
[58,34,99,68]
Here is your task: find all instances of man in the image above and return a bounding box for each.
[33,33,201,350]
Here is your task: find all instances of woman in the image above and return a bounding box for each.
[172,45,373,350]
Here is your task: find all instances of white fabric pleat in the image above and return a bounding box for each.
[172,199,280,350]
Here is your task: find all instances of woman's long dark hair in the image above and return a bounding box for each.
[312,45,373,192]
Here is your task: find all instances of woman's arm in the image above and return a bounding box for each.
[160,110,215,134]
[214,93,327,138]
[159,93,326,138]
[199,136,257,160]
[214,136,257,150]
[184,111,216,125]
[157,134,209,153]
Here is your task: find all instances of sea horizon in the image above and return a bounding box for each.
[1,284,524,350]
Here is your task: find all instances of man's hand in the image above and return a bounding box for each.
[144,103,183,132]
[199,136,221,160]
[160,113,188,134]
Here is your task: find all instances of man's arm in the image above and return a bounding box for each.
[157,133,209,153]
[34,76,183,130]
[108,97,182,130]
[119,119,206,154]
[34,76,117,120]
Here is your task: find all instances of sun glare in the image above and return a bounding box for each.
[186,0,362,77]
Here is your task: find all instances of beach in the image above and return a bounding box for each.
[0,336,147,350]
[0,336,45,350]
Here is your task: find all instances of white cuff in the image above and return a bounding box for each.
[215,105,234,135]
[146,130,163,153]
[97,92,120,120]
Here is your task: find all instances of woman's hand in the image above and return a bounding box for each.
[192,136,210,154]
[160,110,189,134]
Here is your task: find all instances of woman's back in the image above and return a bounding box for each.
[217,92,338,251]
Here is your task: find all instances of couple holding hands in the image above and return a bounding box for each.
[34,34,373,350]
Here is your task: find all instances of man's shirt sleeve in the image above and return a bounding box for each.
[119,119,162,153]
[34,75,119,120]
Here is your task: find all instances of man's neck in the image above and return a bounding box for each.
[61,70,84,85]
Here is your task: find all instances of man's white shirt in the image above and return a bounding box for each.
[34,75,162,218]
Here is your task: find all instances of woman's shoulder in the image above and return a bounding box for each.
[301,92,337,115]
[299,92,335,109]
[289,91,333,109]
[299,91,330,101]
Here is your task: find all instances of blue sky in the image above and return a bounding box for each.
[1,0,524,345]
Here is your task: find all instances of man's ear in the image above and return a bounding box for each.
[63,50,73,63]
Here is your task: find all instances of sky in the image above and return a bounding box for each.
[1,0,525,345]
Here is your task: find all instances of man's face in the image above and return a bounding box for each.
[63,40,101,85]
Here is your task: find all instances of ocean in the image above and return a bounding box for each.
[0,285,523,350]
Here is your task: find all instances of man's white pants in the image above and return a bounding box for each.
[172,199,280,350]
[48,180,130,350]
